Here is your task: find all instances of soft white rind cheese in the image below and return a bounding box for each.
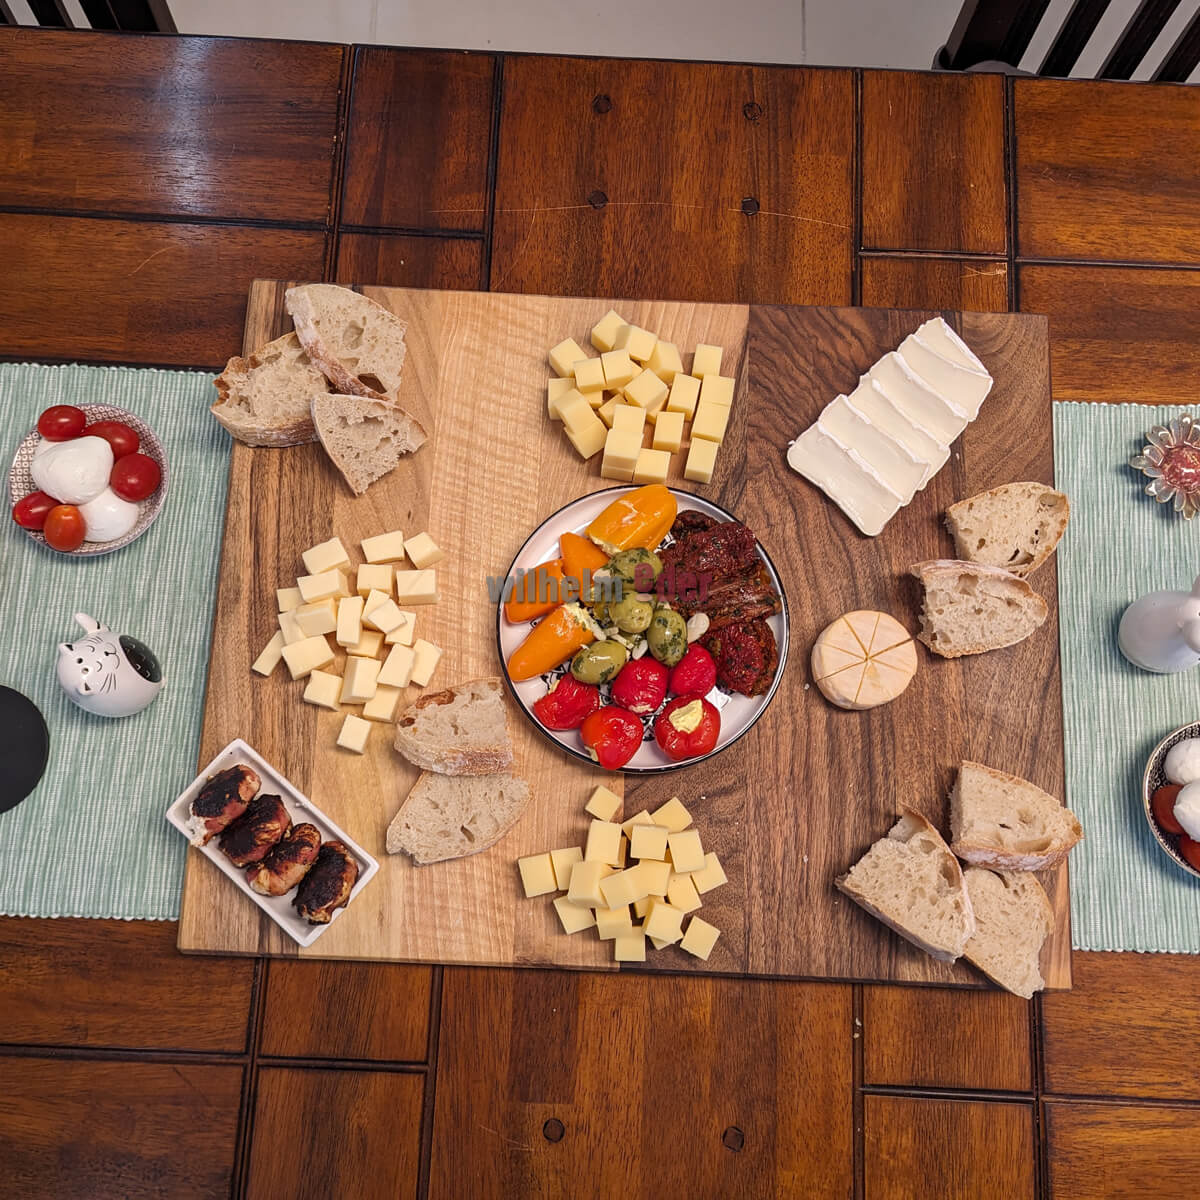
[786,427,902,537]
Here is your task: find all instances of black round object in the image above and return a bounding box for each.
[0,687,49,813]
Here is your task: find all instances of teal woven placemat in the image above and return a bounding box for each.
[1055,401,1200,953]
[0,363,228,921]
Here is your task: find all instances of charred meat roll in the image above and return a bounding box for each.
[219,794,292,868]
[294,841,359,925]
[186,765,260,846]
[246,823,321,896]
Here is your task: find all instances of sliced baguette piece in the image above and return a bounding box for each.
[962,867,1055,998]
[909,559,1048,658]
[210,332,327,447]
[945,482,1070,578]
[386,771,530,864]
[285,283,409,401]
[311,393,427,496]
[835,808,975,963]
[393,677,514,776]
[950,760,1083,870]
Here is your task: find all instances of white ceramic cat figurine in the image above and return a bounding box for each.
[56,613,164,717]
[1118,576,1200,674]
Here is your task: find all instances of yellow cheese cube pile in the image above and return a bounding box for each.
[250,531,447,755]
[517,786,727,963]
[547,310,734,486]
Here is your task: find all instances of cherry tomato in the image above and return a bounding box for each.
[654,695,720,762]
[532,674,601,731]
[610,658,669,715]
[110,453,160,501]
[12,490,58,531]
[1152,784,1185,835]
[580,706,644,771]
[84,420,140,459]
[668,644,717,698]
[43,504,87,552]
[1179,835,1200,872]
[36,405,87,441]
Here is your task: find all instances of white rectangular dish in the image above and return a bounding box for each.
[166,737,379,947]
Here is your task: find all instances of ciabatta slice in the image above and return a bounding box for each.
[945,482,1070,577]
[311,393,427,495]
[393,677,514,776]
[962,867,1055,998]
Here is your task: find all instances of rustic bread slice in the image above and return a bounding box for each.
[210,332,327,447]
[962,867,1055,998]
[835,809,975,963]
[386,771,530,864]
[285,283,409,401]
[909,559,1047,658]
[950,760,1083,870]
[311,393,428,495]
[945,482,1070,577]
[393,677,514,776]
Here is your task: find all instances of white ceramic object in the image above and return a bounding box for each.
[1118,575,1200,673]
[56,612,165,718]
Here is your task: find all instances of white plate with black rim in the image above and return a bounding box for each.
[1142,721,1200,881]
[497,486,789,774]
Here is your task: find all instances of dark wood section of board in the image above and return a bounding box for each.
[334,232,486,290]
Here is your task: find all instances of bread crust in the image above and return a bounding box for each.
[945,482,1070,578]
[393,677,514,776]
[211,332,325,447]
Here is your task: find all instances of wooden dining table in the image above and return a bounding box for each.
[2,25,1199,1199]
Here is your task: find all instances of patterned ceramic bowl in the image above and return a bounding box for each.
[1142,721,1200,881]
[8,404,169,557]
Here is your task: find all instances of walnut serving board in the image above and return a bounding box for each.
[179,283,1069,989]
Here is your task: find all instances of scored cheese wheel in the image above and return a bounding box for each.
[811,610,918,710]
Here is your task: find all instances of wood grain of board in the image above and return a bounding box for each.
[180,282,1069,990]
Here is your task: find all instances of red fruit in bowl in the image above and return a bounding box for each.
[110,452,160,501]
[12,490,58,531]
[85,420,140,459]
[611,658,669,715]
[1152,784,1185,835]
[43,504,87,552]
[37,405,87,441]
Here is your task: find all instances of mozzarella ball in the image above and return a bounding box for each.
[78,487,139,543]
[29,436,113,505]
[1164,738,1200,785]
[32,437,54,460]
[1173,781,1200,841]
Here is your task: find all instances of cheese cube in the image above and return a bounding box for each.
[409,639,442,687]
[404,532,444,569]
[633,895,653,919]
[610,404,646,437]
[252,630,286,677]
[651,409,685,453]
[667,829,706,875]
[590,309,627,352]
[550,337,589,378]
[639,858,671,897]
[303,669,341,710]
[621,809,653,836]
[691,852,728,894]
[599,865,649,909]
[632,447,670,485]
[518,853,558,898]
[602,429,642,475]
[362,588,389,620]
[302,536,351,576]
[623,368,668,413]
[276,586,302,613]
[340,655,381,704]
[616,834,628,869]
[648,935,673,951]
[395,570,438,606]
[552,387,590,427]
[361,530,407,563]
[566,413,608,460]
[629,824,669,861]
[613,928,646,962]
[296,570,343,604]
[595,904,634,940]
[277,610,305,646]
[601,349,637,390]
[643,899,685,945]
[336,595,365,648]
[573,356,606,394]
[666,372,701,419]
[684,436,719,484]
[553,895,596,934]
[645,340,683,385]
[363,597,406,635]
[692,401,730,444]
[601,464,635,483]
[585,785,622,821]
[584,819,623,867]
[386,612,417,645]
[566,859,611,907]
[692,343,723,378]
[378,643,416,688]
[294,599,338,638]
[700,374,735,408]
[585,389,606,410]
[651,796,692,833]
[597,396,620,428]
[549,846,584,891]
[357,563,393,599]
[547,375,575,418]
[613,324,657,363]
[667,873,702,913]
[336,714,372,754]
[335,571,353,598]
[680,916,721,960]
[363,685,402,722]
[347,628,383,658]
[281,635,334,680]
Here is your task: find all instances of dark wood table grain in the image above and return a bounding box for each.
[2,26,1198,1199]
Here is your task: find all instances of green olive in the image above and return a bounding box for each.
[646,609,688,666]
[570,639,630,685]
[609,593,654,634]
[607,547,663,586]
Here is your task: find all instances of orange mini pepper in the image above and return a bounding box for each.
[504,558,566,624]
[560,530,609,583]
[586,484,677,555]
[506,603,597,682]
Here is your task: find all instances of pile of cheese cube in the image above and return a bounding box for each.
[547,309,733,486]
[517,786,727,963]
[251,531,445,755]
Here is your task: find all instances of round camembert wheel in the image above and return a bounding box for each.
[811,610,918,710]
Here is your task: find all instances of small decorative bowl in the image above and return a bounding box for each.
[1142,721,1200,881]
[8,404,169,557]
[1130,413,1200,519]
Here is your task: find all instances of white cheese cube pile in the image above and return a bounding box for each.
[786,317,993,536]
[250,531,447,755]
[548,312,734,486]
[517,787,727,964]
